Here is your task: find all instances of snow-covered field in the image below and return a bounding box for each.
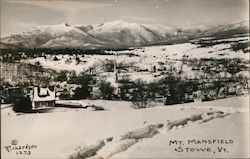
[21,36,249,86]
[25,37,249,75]
[1,95,249,158]
[2,37,249,158]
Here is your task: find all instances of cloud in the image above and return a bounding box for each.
[6,0,113,24]
[1,21,38,37]
[7,0,112,13]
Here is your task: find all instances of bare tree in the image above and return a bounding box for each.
[131,79,151,109]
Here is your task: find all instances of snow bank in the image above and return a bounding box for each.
[1,96,248,159]
[69,110,233,159]
[114,112,249,158]
[69,140,105,159]
[121,124,163,140]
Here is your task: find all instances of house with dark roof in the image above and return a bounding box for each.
[0,94,8,104]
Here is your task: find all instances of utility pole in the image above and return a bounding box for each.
[114,52,118,82]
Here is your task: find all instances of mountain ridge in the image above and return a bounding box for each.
[1,20,249,50]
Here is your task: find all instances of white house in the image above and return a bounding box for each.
[32,87,56,108]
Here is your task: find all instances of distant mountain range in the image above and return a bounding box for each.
[0,20,249,50]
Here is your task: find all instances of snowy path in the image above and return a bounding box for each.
[113,112,249,158]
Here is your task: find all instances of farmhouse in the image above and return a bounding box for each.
[0,94,8,104]
[32,87,56,108]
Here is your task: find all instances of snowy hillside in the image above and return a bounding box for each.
[1,20,248,49]
[0,21,178,49]
[200,21,249,39]
[25,36,249,75]
[1,95,249,158]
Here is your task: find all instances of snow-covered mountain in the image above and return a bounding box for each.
[0,20,249,50]
[199,21,249,39]
[1,20,179,49]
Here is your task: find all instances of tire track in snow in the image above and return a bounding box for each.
[68,110,231,159]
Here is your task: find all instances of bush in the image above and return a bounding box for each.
[99,81,115,100]
[162,76,198,105]
[119,84,132,100]
[13,96,32,113]
[102,59,115,72]
[131,79,151,109]
[231,42,249,52]
[73,86,91,100]
[59,92,71,100]
[72,73,93,99]
[55,71,67,82]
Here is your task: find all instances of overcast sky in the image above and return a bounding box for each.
[0,0,249,37]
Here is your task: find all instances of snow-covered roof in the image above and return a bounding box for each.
[235,71,250,78]
[0,95,7,100]
[216,72,232,78]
